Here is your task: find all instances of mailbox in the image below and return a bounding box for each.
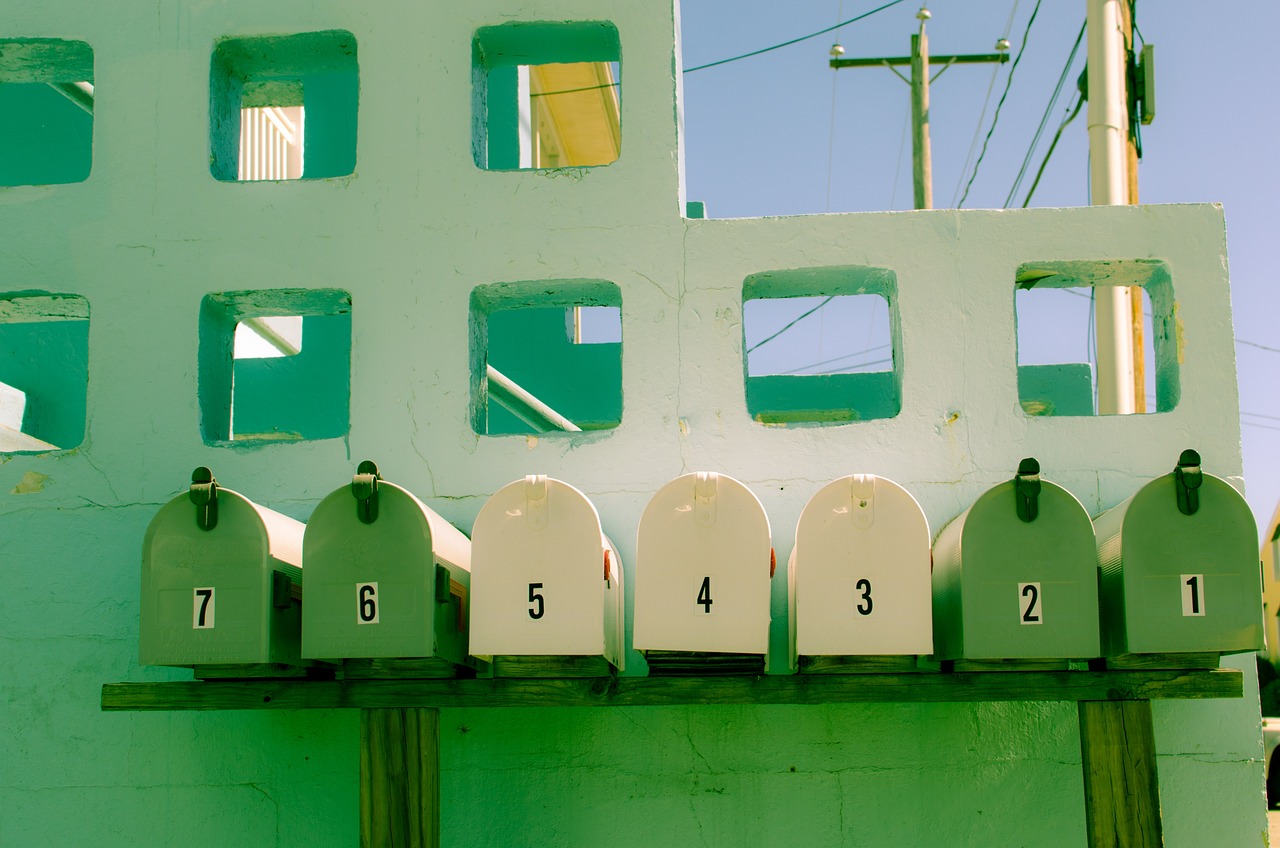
[789,475,932,671]
[140,467,307,674]
[469,475,624,673]
[301,461,474,672]
[633,472,772,672]
[1094,449,1263,660]
[932,458,1100,664]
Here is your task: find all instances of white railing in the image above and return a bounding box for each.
[238,106,304,181]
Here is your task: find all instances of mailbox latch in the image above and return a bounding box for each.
[851,474,875,529]
[189,467,218,531]
[1174,449,1202,516]
[525,475,549,529]
[694,472,717,527]
[351,460,381,524]
[1014,457,1041,523]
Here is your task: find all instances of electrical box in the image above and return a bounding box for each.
[633,472,773,669]
[470,475,624,672]
[301,461,474,671]
[932,458,1100,663]
[1094,450,1263,659]
[139,467,306,674]
[789,475,932,670]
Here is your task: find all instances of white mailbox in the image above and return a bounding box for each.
[633,472,773,666]
[302,461,474,673]
[789,475,932,670]
[470,475,624,672]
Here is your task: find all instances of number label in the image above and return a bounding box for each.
[528,583,545,620]
[855,578,873,616]
[1019,582,1041,625]
[1182,574,1205,617]
[357,582,379,624]
[193,587,215,629]
[697,576,713,613]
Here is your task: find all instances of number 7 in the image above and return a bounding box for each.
[193,587,215,629]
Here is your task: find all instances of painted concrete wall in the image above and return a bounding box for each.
[0,0,1265,845]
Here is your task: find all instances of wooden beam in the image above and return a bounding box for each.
[361,708,439,848]
[1078,700,1163,848]
[101,668,1242,712]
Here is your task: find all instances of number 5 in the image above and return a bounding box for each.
[528,582,545,620]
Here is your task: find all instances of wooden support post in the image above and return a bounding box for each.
[1078,699,1163,848]
[910,30,932,210]
[360,707,440,848]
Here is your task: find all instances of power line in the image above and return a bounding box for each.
[780,343,892,375]
[746,297,835,354]
[1019,93,1083,208]
[1238,338,1280,355]
[1244,411,1280,423]
[683,0,909,74]
[951,0,1020,207]
[1004,20,1085,208]
[956,0,1043,208]
[814,356,893,375]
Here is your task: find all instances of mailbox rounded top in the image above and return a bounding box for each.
[303,478,470,572]
[794,474,929,549]
[1114,471,1257,567]
[953,476,1094,573]
[472,475,608,572]
[143,485,304,569]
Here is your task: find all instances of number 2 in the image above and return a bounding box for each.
[855,578,873,616]
[1019,582,1041,625]
[193,587,214,629]
[528,583,545,620]
[1182,574,1205,617]
[697,576,713,613]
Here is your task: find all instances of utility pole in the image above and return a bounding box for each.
[829,8,1009,210]
[1087,0,1136,415]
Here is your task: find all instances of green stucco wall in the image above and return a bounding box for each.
[0,1,1266,846]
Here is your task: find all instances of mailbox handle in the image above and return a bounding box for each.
[189,466,218,531]
[351,460,381,524]
[1174,449,1202,516]
[1014,457,1041,523]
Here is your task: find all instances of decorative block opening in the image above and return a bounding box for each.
[0,292,89,453]
[743,267,901,425]
[472,22,621,170]
[0,39,93,187]
[1015,260,1176,417]
[470,280,622,435]
[210,30,357,182]
[199,289,351,444]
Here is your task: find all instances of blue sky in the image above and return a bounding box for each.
[678,0,1280,537]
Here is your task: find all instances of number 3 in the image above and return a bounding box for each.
[855,578,873,616]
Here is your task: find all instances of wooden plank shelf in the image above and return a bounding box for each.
[101,667,1242,712]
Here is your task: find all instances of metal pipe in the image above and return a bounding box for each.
[1087,0,1136,415]
[486,365,582,432]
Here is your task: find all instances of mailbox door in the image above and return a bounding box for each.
[141,491,283,666]
[793,475,932,660]
[603,534,625,671]
[302,482,435,660]
[958,480,1099,660]
[470,477,607,657]
[1113,474,1262,653]
[633,472,771,655]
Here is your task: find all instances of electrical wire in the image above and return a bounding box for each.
[1238,338,1280,355]
[780,343,892,375]
[1020,94,1083,208]
[683,0,909,74]
[956,0,1043,208]
[813,357,893,375]
[1003,20,1085,208]
[746,297,835,354]
[950,0,1020,207]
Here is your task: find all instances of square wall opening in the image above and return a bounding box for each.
[470,280,622,435]
[743,267,901,425]
[210,30,357,182]
[199,289,351,444]
[0,292,89,453]
[1015,259,1177,417]
[0,39,93,186]
[473,22,621,170]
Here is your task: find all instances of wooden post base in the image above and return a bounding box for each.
[1078,699,1162,848]
[360,707,440,848]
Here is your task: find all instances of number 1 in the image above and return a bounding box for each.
[1182,574,1205,617]
[193,587,215,629]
